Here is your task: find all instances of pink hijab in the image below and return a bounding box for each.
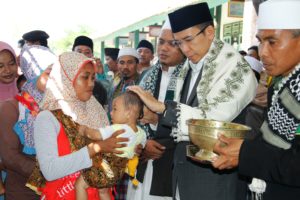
[0,41,18,101]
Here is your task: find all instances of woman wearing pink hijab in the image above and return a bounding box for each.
[0,44,56,200]
[0,41,18,197]
[0,41,18,101]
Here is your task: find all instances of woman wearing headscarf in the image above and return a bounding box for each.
[0,41,19,199]
[33,52,128,200]
[0,44,56,200]
[0,41,18,101]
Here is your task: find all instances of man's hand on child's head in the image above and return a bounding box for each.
[140,107,158,125]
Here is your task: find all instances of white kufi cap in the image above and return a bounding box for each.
[117,47,140,60]
[257,0,300,29]
[161,17,171,30]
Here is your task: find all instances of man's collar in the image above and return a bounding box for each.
[189,55,206,72]
[160,64,176,74]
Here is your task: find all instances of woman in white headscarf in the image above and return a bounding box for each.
[33,52,128,200]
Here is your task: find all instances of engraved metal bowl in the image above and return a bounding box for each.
[187,119,251,162]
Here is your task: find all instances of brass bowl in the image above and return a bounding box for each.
[187,119,251,162]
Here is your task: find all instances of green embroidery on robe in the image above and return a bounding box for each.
[212,60,250,104]
[226,52,234,59]
[197,40,251,115]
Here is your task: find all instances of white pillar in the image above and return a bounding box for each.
[241,0,259,51]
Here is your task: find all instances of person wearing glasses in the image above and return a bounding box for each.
[128,2,257,200]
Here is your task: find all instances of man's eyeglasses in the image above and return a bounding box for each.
[174,25,209,47]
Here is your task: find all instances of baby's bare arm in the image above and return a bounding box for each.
[78,125,103,140]
[99,188,111,200]
[75,174,89,189]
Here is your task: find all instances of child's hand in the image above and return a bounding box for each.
[78,125,88,137]
[79,125,101,140]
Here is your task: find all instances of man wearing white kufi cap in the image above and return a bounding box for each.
[213,0,300,199]
[110,47,141,199]
[109,47,140,102]
[127,17,185,200]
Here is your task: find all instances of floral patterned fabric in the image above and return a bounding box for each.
[14,92,40,154]
[36,52,126,189]
[20,45,56,104]
[14,45,56,155]
[27,109,128,193]
[40,51,109,129]
[54,110,128,188]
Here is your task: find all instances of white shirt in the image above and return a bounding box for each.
[158,66,176,102]
[187,58,205,100]
[150,66,176,131]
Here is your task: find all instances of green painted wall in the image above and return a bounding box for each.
[95,0,228,59]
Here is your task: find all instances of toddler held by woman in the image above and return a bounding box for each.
[76,91,146,200]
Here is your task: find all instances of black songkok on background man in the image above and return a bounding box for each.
[104,48,120,61]
[136,40,154,53]
[72,36,94,53]
[22,30,49,48]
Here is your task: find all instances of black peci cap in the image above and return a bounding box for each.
[104,47,120,61]
[136,40,154,53]
[72,36,94,52]
[168,2,213,33]
[22,30,49,42]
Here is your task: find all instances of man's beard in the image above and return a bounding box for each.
[121,69,130,80]
[122,75,130,80]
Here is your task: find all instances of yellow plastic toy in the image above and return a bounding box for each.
[126,155,139,186]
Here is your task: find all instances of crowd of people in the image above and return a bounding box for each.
[0,0,300,199]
